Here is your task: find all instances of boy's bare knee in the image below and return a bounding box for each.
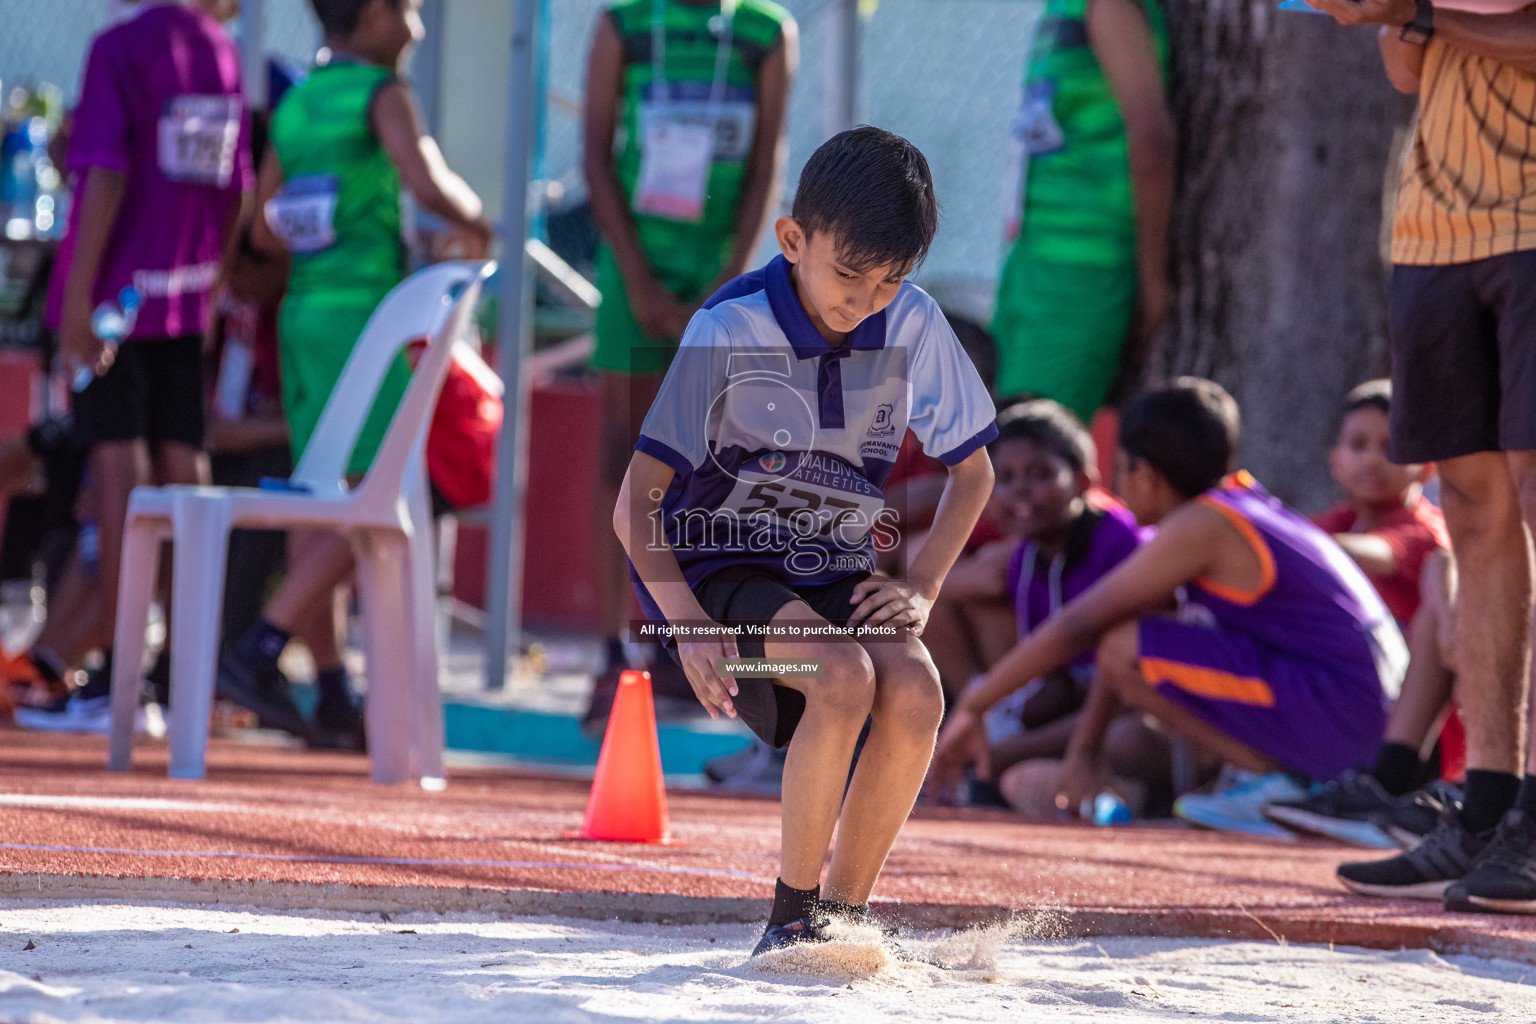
[1096,620,1143,691]
[803,643,876,722]
[873,654,945,735]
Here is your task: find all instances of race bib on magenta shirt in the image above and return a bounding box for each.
[158,94,241,187]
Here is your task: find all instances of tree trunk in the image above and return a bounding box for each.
[1154,2,1415,512]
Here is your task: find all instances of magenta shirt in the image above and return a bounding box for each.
[45,1,252,340]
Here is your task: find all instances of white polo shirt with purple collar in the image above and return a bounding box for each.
[632,254,997,618]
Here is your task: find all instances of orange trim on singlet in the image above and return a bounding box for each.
[1192,479,1276,607]
[1140,656,1276,708]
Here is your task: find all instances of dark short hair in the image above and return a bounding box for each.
[992,399,1095,475]
[1119,377,1241,499]
[791,126,938,274]
[311,0,394,36]
[1339,378,1391,425]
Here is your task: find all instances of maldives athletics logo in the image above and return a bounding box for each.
[758,451,788,473]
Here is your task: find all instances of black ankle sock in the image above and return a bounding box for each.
[237,619,290,670]
[1463,769,1520,835]
[1371,742,1422,797]
[1515,775,1536,816]
[316,666,353,707]
[605,636,627,672]
[76,649,112,701]
[818,899,869,922]
[768,879,821,926]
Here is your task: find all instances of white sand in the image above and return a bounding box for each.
[0,900,1533,1023]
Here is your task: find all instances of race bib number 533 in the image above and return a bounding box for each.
[158,95,241,187]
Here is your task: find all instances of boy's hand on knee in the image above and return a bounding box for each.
[677,637,740,720]
[847,575,932,635]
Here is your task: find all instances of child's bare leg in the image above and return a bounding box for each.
[293,585,346,671]
[822,633,945,904]
[1096,620,1280,773]
[764,605,876,891]
[35,550,104,667]
[923,592,977,702]
[1387,598,1457,755]
[265,531,354,631]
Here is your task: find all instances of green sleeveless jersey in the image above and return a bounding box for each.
[1013,0,1168,267]
[268,59,406,304]
[608,0,788,268]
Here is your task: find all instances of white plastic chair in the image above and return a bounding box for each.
[106,260,495,785]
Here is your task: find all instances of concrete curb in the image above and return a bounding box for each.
[4,870,1535,965]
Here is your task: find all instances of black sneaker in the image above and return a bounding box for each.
[215,646,310,739]
[145,650,170,709]
[310,696,367,751]
[1388,781,1462,847]
[751,917,832,957]
[1264,770,1399,849]
[1450,808,1536,915]
[1336,798,1487,900]
[580,663,624,739]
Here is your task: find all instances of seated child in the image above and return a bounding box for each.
[1264,380,1461,852]
[925,399,1158,811]
[615,127,997,955]
[931,378,1406,824]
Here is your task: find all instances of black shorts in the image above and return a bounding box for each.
[1389,250,1536,463]
[669,567,872,748]
[72,335,206,449]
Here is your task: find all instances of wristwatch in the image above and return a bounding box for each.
[1400,0,1434,45]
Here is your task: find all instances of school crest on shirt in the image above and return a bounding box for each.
[758,451,787,473]
[866,403,897,438]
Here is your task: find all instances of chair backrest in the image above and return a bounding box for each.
[349,261,496,510]
[291,261,494,499]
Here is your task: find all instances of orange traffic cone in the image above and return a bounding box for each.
[573,669,678,844]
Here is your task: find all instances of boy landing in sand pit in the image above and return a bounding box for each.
[613,127,997,956]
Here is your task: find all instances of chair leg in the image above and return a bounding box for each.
[107,515,166,772]
[166,497,232,780]
[409,499,445,785]
[355,530,416,784]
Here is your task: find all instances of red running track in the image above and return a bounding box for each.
[2,729,1535,962]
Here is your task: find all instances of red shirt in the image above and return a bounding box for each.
[1314,497,1449,627]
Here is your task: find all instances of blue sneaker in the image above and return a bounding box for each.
[1174,769,1307,840]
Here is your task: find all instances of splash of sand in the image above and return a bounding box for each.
[930,909,1070,974]
[748,909,1072,982]
[746,919,897,982]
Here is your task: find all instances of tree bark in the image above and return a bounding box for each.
[1154,1,1414,512]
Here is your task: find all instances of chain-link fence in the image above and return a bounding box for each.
[1,0,1039,319]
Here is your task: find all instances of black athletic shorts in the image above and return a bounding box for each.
[1388,250,1536,464]
[72,335,206,449]
[667,567,872,748]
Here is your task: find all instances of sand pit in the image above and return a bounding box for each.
[0,900,1533,1022]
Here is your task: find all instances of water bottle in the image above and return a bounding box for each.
[73,286,140,392]
[1092,792,1132,826]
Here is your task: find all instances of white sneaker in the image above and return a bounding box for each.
[14,695,148,735]
[1174,769,1307,840]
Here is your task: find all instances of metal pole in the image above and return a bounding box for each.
[822,0,858,139]
[238,0,267,111]
[484,0,541,690]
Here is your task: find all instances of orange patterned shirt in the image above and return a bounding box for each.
[1391,40,1536,266]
